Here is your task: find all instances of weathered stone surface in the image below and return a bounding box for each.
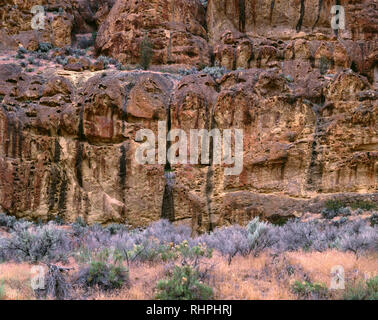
[95,0,211,66]
[206,0,377,42]
[0,0,376,231]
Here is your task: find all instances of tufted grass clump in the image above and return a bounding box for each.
[155,265,213,300]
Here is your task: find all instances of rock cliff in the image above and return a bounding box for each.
[0,0,376,231]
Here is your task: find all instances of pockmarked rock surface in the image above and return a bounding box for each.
[95,0,211,66]
[0,0,376,231]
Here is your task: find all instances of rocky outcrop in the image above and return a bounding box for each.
[206,0,377,42]
[95,0,211,66]
[0,56,376,230]
[0,0,376,231]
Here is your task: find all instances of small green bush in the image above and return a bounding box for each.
[292,280,328,299]
[370,213,378,227]
[343,276,378,300]
[155,265,213,300]
[76,248,129,291]
[38,42,53,53]
[350,201,377,211]
[0,280,5,300]
[325,200,345,212]
[139,34,153,70]
[0,213,17,229]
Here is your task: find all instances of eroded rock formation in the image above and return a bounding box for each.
[0,0,376,231]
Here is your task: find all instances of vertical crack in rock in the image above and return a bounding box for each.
[75,142,84,188]
[119,144,127,191]
[119,144,128,219]
[53,138,61,163]
[161,98,175,222]
[17,120,22,161]
[296,0,306,32]
[238,0,246,33]
[122,82,135,131]
[205,100,214,232]
[270,0,276,24]
[312,0,323,29]
[48,166,60,212]
[306,102,324,190]
[57,174,67,217]
[78,104,85,141]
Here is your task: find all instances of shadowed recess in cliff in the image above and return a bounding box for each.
[78,104,85,141]
[75,142,84,188]
[269,0,276,24]
[238,0,246,33]
[119,143,128,218]
[161,101,175,222]
[306,102,325,191]
[312,0,323,29]
[296,0,306,32]
[121,82,135,130]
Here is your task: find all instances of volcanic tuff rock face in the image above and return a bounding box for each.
[0,0,377,231]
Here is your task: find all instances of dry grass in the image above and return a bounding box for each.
[1,250,377,300]
[0,263,35,300]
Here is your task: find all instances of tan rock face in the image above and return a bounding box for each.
[95,0,211,66]
[207,0,377,42]
[0,0,376,230]
[0,0,74,48]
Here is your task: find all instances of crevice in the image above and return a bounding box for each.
[312,0,323,30]
[238,0,246,33]
[161,97,175,222]
[205,100,215,232]
[306,102,325,191]
[269,0,275,24]
[119,144,127,191]
[57,174,67,216]
[53,138,61,163]
[296,0,305,32]
[75,142,84,188]
[78,104,85,141]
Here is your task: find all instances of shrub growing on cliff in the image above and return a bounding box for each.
[202,66,229,80]
[56,55,68,66]
[37,42,53,53]
[351,201,377,211]
[139,34,153,70]
[155,265,213,300]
